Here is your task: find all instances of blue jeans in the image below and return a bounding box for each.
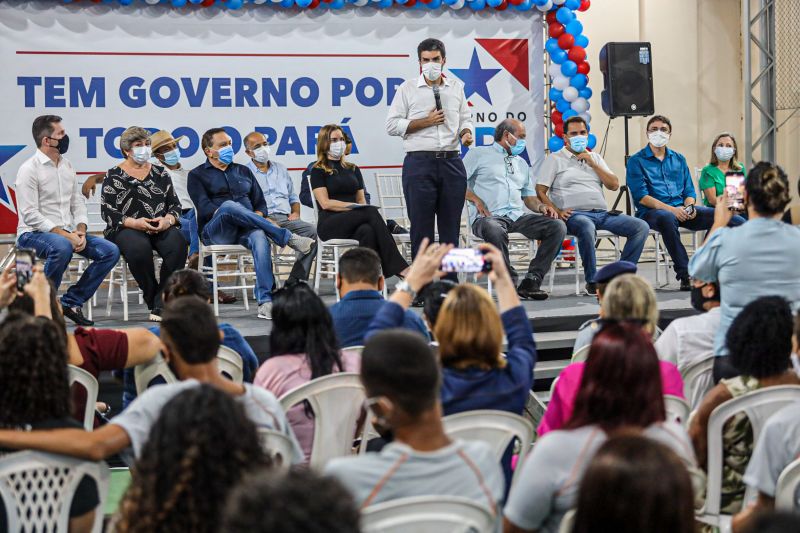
[566,210,650,284]
[642,206,746,279]
[201,200,292,304]
[17,231,120,308]
[180,208,199,256]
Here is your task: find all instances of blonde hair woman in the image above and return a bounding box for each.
[699,132,746,207]
[309,124,409,278]
[601,273,659,335]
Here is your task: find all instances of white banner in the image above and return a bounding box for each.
[0,1,543,232]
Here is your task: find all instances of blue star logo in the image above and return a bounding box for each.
[448,48,501,105]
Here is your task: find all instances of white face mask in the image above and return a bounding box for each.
[422,62,443,82]
[328,140,345,160]
[714,146,735,162]
[131,145,152,163]
[648,130,670,148]
[252,145,270,164]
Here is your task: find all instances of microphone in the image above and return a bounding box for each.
[432,84,442,111]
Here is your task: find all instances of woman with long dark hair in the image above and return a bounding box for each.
[114,385,271,533]
[503,323,697,533]
[254,282,360,461]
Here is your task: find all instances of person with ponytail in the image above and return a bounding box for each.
[690,161,800,381]
[699,132,747,207]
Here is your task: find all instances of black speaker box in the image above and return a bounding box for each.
[600,42,655,118]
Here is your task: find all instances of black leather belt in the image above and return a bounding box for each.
[408,151,460,159]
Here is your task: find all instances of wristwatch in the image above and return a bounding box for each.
[395,280,418,300]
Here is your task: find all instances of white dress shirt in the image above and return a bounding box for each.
[16,149,88,236]
[386,74,474,152]
[655,306,721,372]
[164,166,192,208]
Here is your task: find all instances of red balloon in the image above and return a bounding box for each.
[509,0,523,5]
[554,123,564,137]
[548,23,565,39]
[577,61,591,75]
[546,11,558,24]
[420,0,431,4]
[552,110,563,125]
[201,0,214,6]
[578,0,591,11]
[309,0,320,7]
[404,0,417,6]
[495,0,508,10]
[557,33,575,50]
[568,46,587,63]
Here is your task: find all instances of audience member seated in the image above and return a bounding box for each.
[688,296,800,516]
[740,511,800,533]
[571,435,696,533]
[0,314,99,533]
[101,126,187,322]
[0,296,301,464]
[781,176,800,225]
[254,282,360,461]
[222,468,361,533]
[690,161,800,381]
[324,329,504,520]
[310,124,409,279]
[699,132,747,207]
[300,129,363,208]
[655,278,721,372]
[541,274,685,436]
[504,323,697,533]
[122,269,261,409]
[114,385,272,533]
[329,247,428,347]
[420,279,457,336]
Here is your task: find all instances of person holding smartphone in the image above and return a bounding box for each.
[699,132,747,207]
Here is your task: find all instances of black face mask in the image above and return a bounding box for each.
[690,284,718,312]
[49,134,69,155]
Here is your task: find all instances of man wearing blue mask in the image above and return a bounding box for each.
[465,118,566,300]
[188,128,314,320]
[536,116,649,296]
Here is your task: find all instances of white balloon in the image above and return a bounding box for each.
[145,0,160,4]
[537,0,553,11]
[562,87,579,102]
[580,111,592,123]
[553,75,570,91]
[449,0,466,8]
[355,0,369,4]
[552,0,566,4]
[548,63,563,78]
[253,0,268,3]
[571,97,589,113]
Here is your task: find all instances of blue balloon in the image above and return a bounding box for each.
[379,0,393,7]
[564,0,580,8]
[548,136,565,152]
[545,38,560,55]
[517,0,532,10]
[469,0,485,10]
[587,133,597,150]
[533,0,548,5]
[487,0,502,6]
[443,0,458,4]
[565,20,583,36]
[575,34,589,48]
[556,6,575,24]
[549,87,563,101]
[556,98,571,113]
[560,60,578,77]
[188,0,202,3]
[227,0,243,8]
[579,87,593,99]
[172,0,187,5]
[562,110,578,120]
[120,0,135,4]
[296,0,312,5]
[550,49,567,64]
[330,0,344,7]
[570,74,589,89]
[427,0,441,6]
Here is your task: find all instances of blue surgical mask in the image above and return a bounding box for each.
[569,135,588,153]
[508,133,526,156]
[163,149,180,167]
[216,145,234,165]
[714,146,734,162]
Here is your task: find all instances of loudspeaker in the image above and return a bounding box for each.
[599,42,655,118]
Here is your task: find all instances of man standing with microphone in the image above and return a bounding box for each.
[387,39,473,289]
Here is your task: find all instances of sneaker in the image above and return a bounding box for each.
[62,305,94,326]
[287,234,314,255]
[258,302,273,320]
[679,276,691,291]
[149,308,162,322]
[517,278,549,301]
[585,283,598,296]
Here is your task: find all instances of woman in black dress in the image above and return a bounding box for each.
[101,126,187,321]
[310,124,409,278]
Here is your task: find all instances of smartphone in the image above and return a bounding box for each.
[14,247,36,291]
[440,248,492,273]
[725,171,745,211]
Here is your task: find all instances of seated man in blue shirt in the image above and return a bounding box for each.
[244,131,317,284]
[188,128,314,320]
[329,247,428,347]
[626,115,744,290]
[465,118,566,300]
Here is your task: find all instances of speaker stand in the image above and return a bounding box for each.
[610,115,633,216]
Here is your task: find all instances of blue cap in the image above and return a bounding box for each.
[595,260,637,284]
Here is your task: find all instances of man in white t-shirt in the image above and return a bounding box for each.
[536,116,650,296]
[0,296,302,464]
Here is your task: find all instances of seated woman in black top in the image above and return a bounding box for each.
[101,126,187,321]
[309,124,409,279]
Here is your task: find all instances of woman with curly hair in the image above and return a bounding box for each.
[114,384,272,533]
[0,313,99,532]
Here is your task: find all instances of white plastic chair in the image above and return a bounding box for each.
[278,373,365,469]
[775,456,800,511]
[0,450,109,533]
[133,354,178,395]
[548,234,582,296]
[257,428,295,472]
[361,495,495,533]
[67,365,99,431]
[558,509,576,533]
[697,385,800,528]
[442,410,534,487]
[217,345,244,384]
[682,356,715,410]
[374,172,414,259]
[664,394,691,428]
[342,345,365,355]
[524,391,548,433]
[104,258,145,321]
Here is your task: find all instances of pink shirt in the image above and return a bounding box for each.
[254,351,361,462]
[538,361,685,437]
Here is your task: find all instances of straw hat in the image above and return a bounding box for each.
[149,130,185,152]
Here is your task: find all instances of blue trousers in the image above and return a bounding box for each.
[180,208,200,256]
[201,200,291,304]
[17,231,120,308]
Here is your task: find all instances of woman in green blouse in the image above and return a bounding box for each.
[699,132,746,207]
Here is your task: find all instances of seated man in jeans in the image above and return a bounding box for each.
[188,128,313,320]
[465,118,566,300]
[537,116,650,296]
[626,114,745,290]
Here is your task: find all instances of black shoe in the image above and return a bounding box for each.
[679,277,691,291]
[411,295,425,307]
[63,305,94,327]
[517,278,549,301]
[585,283,598,296]
[387,219,410,235]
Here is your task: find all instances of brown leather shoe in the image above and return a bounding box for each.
[217,291,238,304]
[187,253,199,270]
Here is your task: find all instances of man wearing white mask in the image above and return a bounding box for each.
[244,131,317,283]
[626,115,744,291]
[537,116,649,296]
[386,38,473,292]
